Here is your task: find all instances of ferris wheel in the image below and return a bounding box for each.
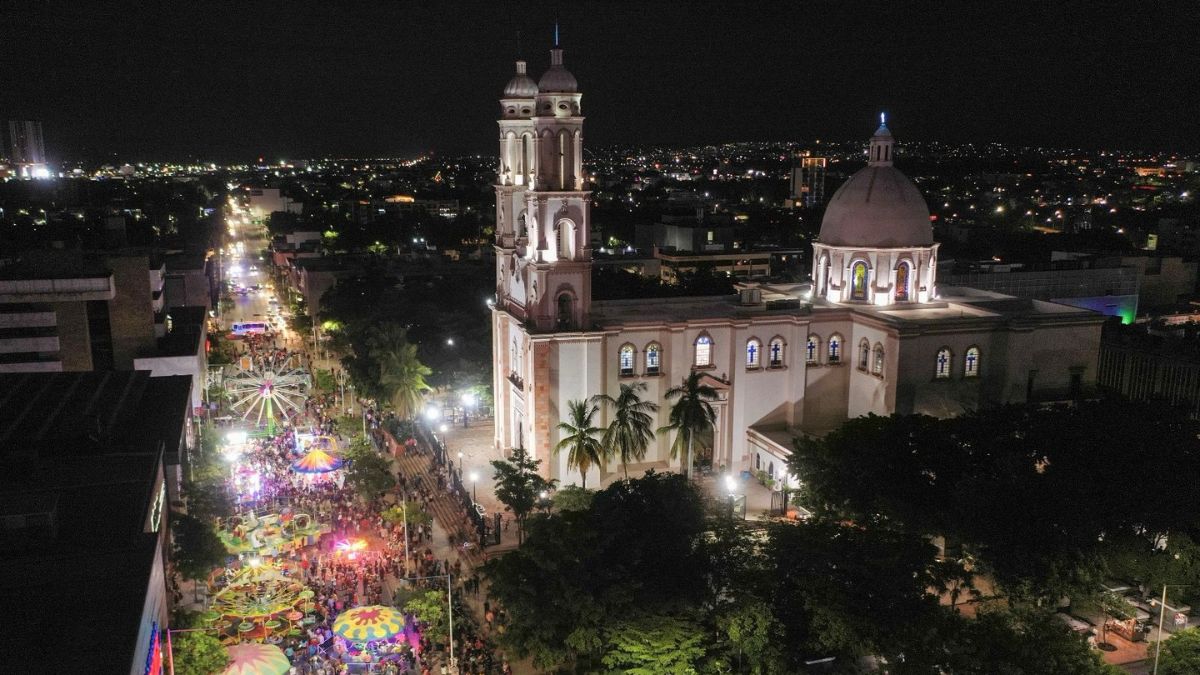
[224,356,311,431]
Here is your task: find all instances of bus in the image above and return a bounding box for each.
[231,321,269,336]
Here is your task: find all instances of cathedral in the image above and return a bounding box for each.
[490,45,1105,487]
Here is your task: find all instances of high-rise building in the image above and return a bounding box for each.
[7,120,49,178]
[787,151,827,208]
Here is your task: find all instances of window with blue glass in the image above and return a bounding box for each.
[806,335,819,364]
[746,338,761,369]
[828,334,842,363]
[936,347,952,379]
[695,334,713,367]
[769,338,785,368]
[965,346,980,377]
[645,343,661,375]
[619,344,635,376]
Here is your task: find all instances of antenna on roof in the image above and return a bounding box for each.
[554,21,560,47]
[517,28,522,56]
[880,112,887,126]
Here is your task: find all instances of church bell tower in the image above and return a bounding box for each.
[494,39,592,332]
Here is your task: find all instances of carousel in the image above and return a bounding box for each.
[217,511,326,557]
[201,561,319,645]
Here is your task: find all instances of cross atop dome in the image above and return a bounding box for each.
[869,114,894,166]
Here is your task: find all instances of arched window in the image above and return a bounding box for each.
[558,130,569,190]
[619,344,635,377]
[746,338,762,369]
[769,337,785,368]
[828,334,842,363]
[858,338,871,371]
[645,343,661,375]
[557,293,573,330]
[556,220,571,260]
[935,347,952,379]
[806,335,819,364]
[851,261,869,301]
[965,346,980,377]
[694,334,713,368]
[873,343,885,375]
[895,261,910,302]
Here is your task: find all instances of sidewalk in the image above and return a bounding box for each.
[435,419,522,551]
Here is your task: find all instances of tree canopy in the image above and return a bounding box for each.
[171,630,228,675]
[791,399,1200,599]
[490,446,554,544]
[171,512,227,582]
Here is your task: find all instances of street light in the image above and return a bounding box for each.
[460,392,475,428]
[440,423,449,433]
[424,406,440,421]
[1152,583,1191,675]
[469,471,479,505]
[725,474,741,520]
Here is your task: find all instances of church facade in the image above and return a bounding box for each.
[491,47,1105,487]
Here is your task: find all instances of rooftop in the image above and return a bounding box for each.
[0,370,191,459]
[587,282,1103,330]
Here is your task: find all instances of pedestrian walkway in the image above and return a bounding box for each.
[390,444,487,569]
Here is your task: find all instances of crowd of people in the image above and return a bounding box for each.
[204,360,514,673]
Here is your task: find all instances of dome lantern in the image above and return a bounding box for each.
[503,60,538,98]
[538,46,578,93]
[816,118,932,248]
[869,113,895,166]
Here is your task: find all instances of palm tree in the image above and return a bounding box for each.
[660,371,718,480]
[592,382,659,480]
[368,323,432,419]
[553,400,605,489]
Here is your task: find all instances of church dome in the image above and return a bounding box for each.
[503,60,538,98]
[817,121,933,248]
[538,47,578,93]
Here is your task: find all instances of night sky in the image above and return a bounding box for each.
[1,1,1197,162]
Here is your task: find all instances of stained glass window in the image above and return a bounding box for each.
[851,262,868,301]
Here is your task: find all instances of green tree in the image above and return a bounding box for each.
[592,382,659,479]
[485,471,709,671]
[404,589,449,645]
[491,446,554,544]
[554,399,605,489]
[659,371,718,479]
[767,518,953,668]
[943,605,1123,674]
[601,614,707,674]
[382,501,432,528]
[1156,627,1200,675]
[344,441,396,499]
[716,598,784,674]
[552,485,595,512]
[171,512,227,581]
[790,400,1200,600]
[171,631,228,675]
[368,323,432,419]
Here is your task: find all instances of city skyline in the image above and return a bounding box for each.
[1,1,1197,162]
